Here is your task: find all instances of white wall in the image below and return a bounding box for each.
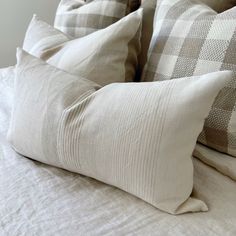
[0,0,60,67]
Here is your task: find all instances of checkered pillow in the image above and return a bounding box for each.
[143,0,236,157]
[54,0,140,38]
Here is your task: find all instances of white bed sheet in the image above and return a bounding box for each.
[0,66,236,236]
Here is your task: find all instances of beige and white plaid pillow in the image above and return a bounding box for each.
[8,49,232,214]
[54,0,140,38]
[23,10,142,86]
[136,0,236,80]
[143,0,236,157]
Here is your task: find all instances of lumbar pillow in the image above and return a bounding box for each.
[142,0,236,157]
[54,0,140,38]
[8,48,232,214]
[23,10,142,86]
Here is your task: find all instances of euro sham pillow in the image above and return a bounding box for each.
[8,48,232,214]
[54,0,140,38]
[137,0,236,80]
[23,10,142,86]
[194,143,236,181]
[143,0,236,157]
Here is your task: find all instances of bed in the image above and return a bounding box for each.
[1,66,236,235]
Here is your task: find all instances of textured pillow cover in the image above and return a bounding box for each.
[23,10,142,86]
[8,48,232,214]
[54,0,140,38]
[136,0,236,81]
[143,0,236,157]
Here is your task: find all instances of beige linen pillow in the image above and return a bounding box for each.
[54,0,140,38]
[23,10,142,86]
[8,48,232,214]
[143,0,236,157]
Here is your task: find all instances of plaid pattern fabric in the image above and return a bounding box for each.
[143,0,236,157]
[54,0,140,38]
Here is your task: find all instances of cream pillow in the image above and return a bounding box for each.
[54,0,140,38]
[23,10,142,86]
[8,49,232,215]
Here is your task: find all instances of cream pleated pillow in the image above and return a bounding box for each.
[8,49,232,215]
[23,10,142,86]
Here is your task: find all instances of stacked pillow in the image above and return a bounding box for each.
[143,0,236,157]
[137,0,236,78]
[7,0,236,214]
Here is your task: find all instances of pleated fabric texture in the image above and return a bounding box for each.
[142,0,236,157]
[8,49,232,214]
[23,10,142,86]
[54,0,140,38]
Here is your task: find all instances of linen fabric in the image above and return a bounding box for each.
[1,66,236,234]
[54,0,140,38]
[8,49,232,214]
[23,10,142,86]
[143,0,236,157]
[194,143,236,181]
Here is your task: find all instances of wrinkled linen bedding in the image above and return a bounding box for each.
[194,143,236,181]
[0,66,236,236]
